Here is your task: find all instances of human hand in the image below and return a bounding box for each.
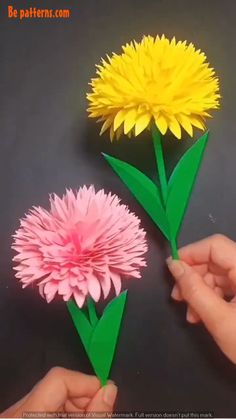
[167,234,236,364]
[1,367,117,418]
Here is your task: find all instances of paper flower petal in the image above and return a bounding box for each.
[87,273,101,302]
[101,272,111,299]
[110,272,122,296]
[87,35,220,140]
[12,187,147,308]
[74,290,86,308]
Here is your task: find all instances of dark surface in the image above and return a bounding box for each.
[1,0,236,416]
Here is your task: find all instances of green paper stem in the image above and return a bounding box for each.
[152,124,168,205]
[87,298,98,326]
[152,124,179,260]
[170,237,179,260]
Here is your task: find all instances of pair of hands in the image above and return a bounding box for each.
[2,234,236,417]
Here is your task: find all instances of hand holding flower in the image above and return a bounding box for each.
[168,234,236,364]
[1,368,117,418]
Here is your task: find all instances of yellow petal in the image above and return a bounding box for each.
[109,125,115,142]
[169,117,182,139]
[87,34,220,140]
[115,125,124,140]
[100,117,114,135]
[113,109,126,131]
[134,113,151,136]
[177,114,193,137]
[127,130,132,139]
[124,109,137,134]
[190,116,205,130]
[155,115,168,135]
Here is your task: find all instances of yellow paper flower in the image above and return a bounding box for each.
[87,35,220,140]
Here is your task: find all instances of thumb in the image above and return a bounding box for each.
[86,382,118,413]
[167,260,230,335]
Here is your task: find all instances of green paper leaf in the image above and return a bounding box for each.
[166,131,209,239]
[88,291,127,386]
[87,298,98,327]
[67,293,127,386]
[103,153,170,240]
[67,300,92,351]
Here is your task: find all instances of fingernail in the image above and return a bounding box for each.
[186,310,195,323]
[186,308,199,324]
[171,285,181,301]
[103,383,118,407]
[167,260,185,278]
[108,379,116,385]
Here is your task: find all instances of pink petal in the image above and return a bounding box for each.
[46,293,57,303]
[13,251,40,262]
[22,281,31,289]
[74,290,86,308]
[44,282,58,302]
[38,272,56,285]
[110,272,121,295]
[38,283,45,298]
[16,267,47,281]
[87,273,101,302]
[12,186,148,306]
[58,279,71,295]
[44,281,57,294]
[69,273,84,286]
[100,271,111,299]
[51,195,67,221]
[78,280,88,294]
[23,258,42,267]
[62,290,73,301]
[71,267,80,275]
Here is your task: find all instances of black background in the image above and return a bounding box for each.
[1,0,236,416]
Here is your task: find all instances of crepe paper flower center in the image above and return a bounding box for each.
[12,186,147,308]
[87,35,220,140]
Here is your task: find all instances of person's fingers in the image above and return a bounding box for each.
[171,271,224,324]
[203,273,215,288]
[64,396,90,412]
[64,399,83,413]
[170,261,208,276]
[86,382,118,413]
[20,367,100,412]
[192,264,208,276]
[167,260,231,335]
[186,307,200,323]
[230,295,236,304]
[178,235,236,281]
[214,286,224,298]
[171,284,182,301]
[177,237,212,265]
[214,276,235,297]
[71,397,90,410]
[185,276,226,324]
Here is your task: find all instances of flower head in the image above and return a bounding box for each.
[87,35,220,140]
[12,186,147,308]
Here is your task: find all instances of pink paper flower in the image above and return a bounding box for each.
[12,186,147,307]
